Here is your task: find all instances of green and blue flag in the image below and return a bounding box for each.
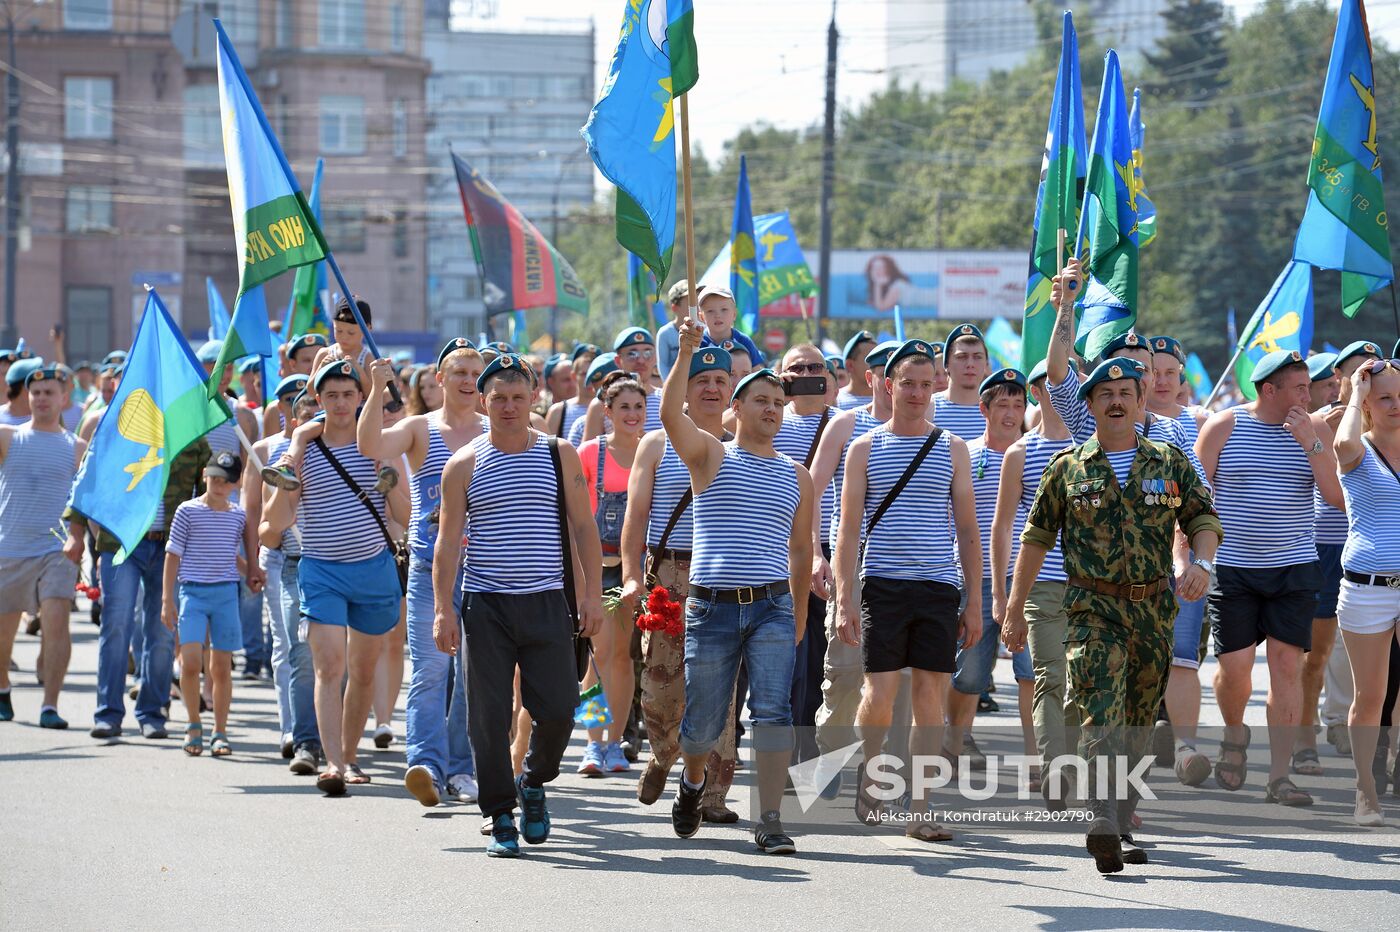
[627,252,666,328]
[1293,0,1393,317]
[730,156,760,336]
[1234,260,1314,401]
[1129,88,1157,248]
[1074,50,1139,361]
[700,211,816,311]
[285,157,331,341]
[985,318,1023,371]
[206,277,231,341]
[67,290,231,562]
[1183,352,1213,402]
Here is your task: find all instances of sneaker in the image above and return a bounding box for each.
[578,740,605,776]
[289,746,318,775]
[0,691,11,722]
[515,774,551,845]
[961,733,987,771]
[486,813,520,858]
[977,693,999,714]
[754,810,797,854]
[140,721,169,740]
[404,764,441,807]
[373,724,394,749]
[603,741,631,773]
[261,463,300,490]
[446,773,479,803]
[1120,834,1149,865]
[1327,723,1352,757]
[24,614,40,636]
[620,738,640,763]
[671,772,707,839]
[281,734,295,759]
[90,722,120,739]
[39,709,68,730]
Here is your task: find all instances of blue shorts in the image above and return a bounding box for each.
[299,550,401,636]
[1172,591,1207,669]
[178,581,242,651]
[952,576,1032,694]
[1314,543,1344,619]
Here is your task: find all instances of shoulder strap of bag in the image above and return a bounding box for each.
[802,406,832,469]
[548,435,580,628]
[864,428,943,541]
[595,436,607,500]
[313,437,396,550]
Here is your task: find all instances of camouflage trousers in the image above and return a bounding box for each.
[640,556,736,807]
[1065,605,1172,794]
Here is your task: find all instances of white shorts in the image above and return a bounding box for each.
[1336,577,1400,635]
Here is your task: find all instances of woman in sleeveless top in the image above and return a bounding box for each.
[575,373,650,775]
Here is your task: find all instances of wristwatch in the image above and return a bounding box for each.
[1305,439,1324,457]
[1192,558,1215,575]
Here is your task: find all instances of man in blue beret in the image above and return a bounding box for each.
[580,329,664,442]
[0,357,44,426]
[286,333,329,377]
[934,324,991,439]
[835,330,878,411]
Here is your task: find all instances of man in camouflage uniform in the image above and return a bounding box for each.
[1003,345,1221,874]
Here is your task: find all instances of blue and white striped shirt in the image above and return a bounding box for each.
[646,437,694,551]
[1313,405,1349,545]
[932,393,986,441]
[861,427,960,584]
[1213,408,1318,568]
[774,405,837,541]
[968,437,1018,575]
[268,437,300,557]
[690,443,800,588]
[1021,432,1071,581]
[835,390,871,411]
[0,426,77,557]
[167,499,244,584]
[1106,448,1138,487]
[1340,444,1400,575]
[559,400,589,440]
[410,413,455,560]
[297,440,387,563]
[829,407,886,550]
[462,432,563,594]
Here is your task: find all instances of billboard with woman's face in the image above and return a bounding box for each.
[830,249,1026,319]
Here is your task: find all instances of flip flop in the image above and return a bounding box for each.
[1214,724,1250,791]
[905,822,954,842]
[345,763,372,785]
[1290,748,1323,777]
[316,770,347,796]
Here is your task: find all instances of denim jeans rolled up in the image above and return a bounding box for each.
[405,557,473,787]
[94,540,172,730]
[278,554,319,750]
[260,547,292,736]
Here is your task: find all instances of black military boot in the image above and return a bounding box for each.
[1085,798,1123,874]
[1118,793,1147,865]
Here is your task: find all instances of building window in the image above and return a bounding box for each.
[64,77,113,140]
[66,186,114,233]
[63,0,111,30]
[318,0,364,49]
[390,3,406,52]
[276,0,293,46]
[323,205,366,253]
[65,287,112,363]
[182,84,223,168]
[392,100,407,159]
[319,96,365,155]
[218,0,258,45]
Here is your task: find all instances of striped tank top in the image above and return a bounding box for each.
[932,393,987,441]
[409,414,455,560]
[690,443,800,588]
[646,437,694,551]
[967,437,1018,577]
[861,428,958,584]
[774,406,837,541]
[207,419,239,456]
[1313,404,1348,545]
[835,390,871,411]
[462,432,563,594]
[1106,448,1137,486]
[268,436,300,557]
[1021,432,1071,581]
[829,407,885,550]
[643,390,663,432]
[1214,408,1318,567]
[0,406,28,426]
[567,411,610,447]
[559,400,589,440]
[0,426,77,556]
[297,439,387,563]
[1340,444,1400,575]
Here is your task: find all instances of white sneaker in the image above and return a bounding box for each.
[373,724,394,749]
[446,772,478,803]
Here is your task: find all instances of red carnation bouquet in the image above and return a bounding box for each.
[635,585,683,638]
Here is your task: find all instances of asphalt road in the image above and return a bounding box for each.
[4,619,1398,931]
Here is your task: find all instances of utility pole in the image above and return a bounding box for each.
[815,0,837,347]
[2,9,20,349]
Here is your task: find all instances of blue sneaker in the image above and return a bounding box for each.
[486,813,520,858]
[577,740,605,776]
[515,773,551,845]
[39,709,68,730]
[603,741,631,773]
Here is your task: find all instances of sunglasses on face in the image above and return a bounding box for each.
[785,362,827,375]
[623,348,654,361]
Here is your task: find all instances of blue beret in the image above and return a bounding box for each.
[689,346,732,379]
[842,330,877,360]
[542,354,570,381]
[1249,348,1306,384]
[824,354,845,373]
[943,323,985,360]
[1306,352,1338,382]
[0,348,14,363]
[196,340,223,364]
[1336,340,1383,368]
[613,327,654,352]
[237,356,262,374]
[102,350,128,365]
[1101,331,1149,358]
[274,374,309,400]
[6,357,44,386]
[22,364,66,388]
[485,341,514,356]
[1026,359,1076,406]
[312,359,361,392]
[979,367,1027,395]
[584,352,619,385]
[287,333,328,357]
[863,340,902,370]
[572,342,602,363]
[99,362,123,377]
[732,367,783,402]
[1149,335,1185,362]
[476,352,536,393]
[1077,357,1145,400]
[437,337,477,369]
[887,339,939,374]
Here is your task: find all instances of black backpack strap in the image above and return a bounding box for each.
[864,428,943,542]
[548,435,579,629]
[802,406,833,469]
[313,437,395,551]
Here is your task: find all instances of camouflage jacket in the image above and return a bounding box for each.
[65,438,211,554]
[1022,434,1222,622]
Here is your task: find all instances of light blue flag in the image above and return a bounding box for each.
[1183,352,1213,402]
[985,318,1024,371]
[730,155,760,336]
[1234,260,1314,401]
[893,306,906,342]
[206,277,232,341]
[1129,88,1157,248]
[67,290,231,561]
[700,211,817,306]
[221,283,273,375]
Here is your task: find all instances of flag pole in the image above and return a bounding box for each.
[1203,343,1246,409]
[679,94,698,316]
[322,252,403,411]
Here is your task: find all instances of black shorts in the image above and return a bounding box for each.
[1208,562,1321,655]
[859,576,960,674]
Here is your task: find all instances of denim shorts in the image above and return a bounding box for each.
[952,576,1032,693]
[177,581,242,651]
[1171,589,1208,669]
[1313,543,1344,619]
[299,550,401,636]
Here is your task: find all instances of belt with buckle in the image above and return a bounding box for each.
[648,547,692,564]
[1343,569,1400,590]
[689,580,790,605]
[145,530,166,542]
[1067,575,1169,603]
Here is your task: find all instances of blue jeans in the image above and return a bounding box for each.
[261,548,292,736]
[94,540,173,729]
[405,557,473,786]
[279,553,319,750]
[952,576,1032,694]
[240,577,267,674]
[680,589,796,757]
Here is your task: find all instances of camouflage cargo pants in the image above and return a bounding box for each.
[640,556,736,807]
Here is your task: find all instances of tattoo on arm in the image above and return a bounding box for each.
[1053,301,1072,347]
[572,473,586,489]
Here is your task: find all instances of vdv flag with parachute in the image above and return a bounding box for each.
[582,0,698,282]
[68,290,231,562]
[1293,0,1393,318]
[1074,50,1139,361]
[984,318,1023,371]
[1129,88,1157,248]
[730,155,760,336]
[1022,11,1087,373]
[206,278,231,341]
[1234,260,1314,401]
[700,211,817,308]
[286,157,331,341]
[1184,352,1214,403]
[627,252,666,328]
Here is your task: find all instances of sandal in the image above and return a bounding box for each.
[316,770,347,796]
[344,763,372,785]
[1175,745,1213,787]
[1265,775,1314,807]
[183,723,203,757]
[1027,766,1043,795]
[854,774,885,825]
[906,822,954,842]
[210,732,231,757]
[1290,747,1323,777]
[1214,724,1250,791]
